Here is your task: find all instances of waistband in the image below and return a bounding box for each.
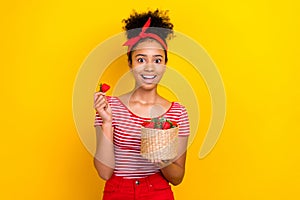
[107,172,169,187]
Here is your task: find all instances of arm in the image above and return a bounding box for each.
[94,124,115,180]
[93,92,115,180]
[160,136,189,185]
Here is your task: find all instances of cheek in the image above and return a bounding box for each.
[157,65,166,74]
[131,68,142,78]
[131,65,144,72]
[131,61,145,69]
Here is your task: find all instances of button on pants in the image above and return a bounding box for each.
[102,173,174,200]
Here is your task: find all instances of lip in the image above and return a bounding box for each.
[140,74,157,84]
[141,75,157,79]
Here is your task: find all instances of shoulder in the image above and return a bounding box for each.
[164,102,189,120]
[170,102,188,112]
[116,93,130,107]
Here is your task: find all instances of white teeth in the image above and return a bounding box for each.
[142,75,156,79]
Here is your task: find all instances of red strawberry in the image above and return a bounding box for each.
[144,122,155,128]
[162,121,171,129]
[171,121,178,128]
[99,83,110,92]
[141,121,150,127]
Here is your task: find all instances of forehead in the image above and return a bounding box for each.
[132,39,165,56]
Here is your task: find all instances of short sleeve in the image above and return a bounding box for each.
[178,105,190,137]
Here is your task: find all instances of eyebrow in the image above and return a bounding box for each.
[135,54,163,58]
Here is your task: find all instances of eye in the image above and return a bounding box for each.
[154,59,162,64]
[137,57,145,63]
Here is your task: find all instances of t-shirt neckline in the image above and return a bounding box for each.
[114,96,174,120]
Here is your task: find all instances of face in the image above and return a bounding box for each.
[130,39,166,90]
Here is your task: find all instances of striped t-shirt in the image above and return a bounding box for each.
[94,96,190,179]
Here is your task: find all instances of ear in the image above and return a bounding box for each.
[128,60,132,68]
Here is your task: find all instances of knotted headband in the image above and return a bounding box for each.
[123,17,168,53]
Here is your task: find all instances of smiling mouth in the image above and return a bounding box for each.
[141,75,157,79]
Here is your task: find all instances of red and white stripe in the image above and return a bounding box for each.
[95,96,190,179]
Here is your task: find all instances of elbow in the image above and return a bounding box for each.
[169,171,185,186]
[93,158,113,180]
[170,177,183,186]
[99,172,113,181]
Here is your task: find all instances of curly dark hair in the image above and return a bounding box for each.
[122,9,174,40]
[122,9,174,64]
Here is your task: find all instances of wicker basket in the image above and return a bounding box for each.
[140,126,178,161]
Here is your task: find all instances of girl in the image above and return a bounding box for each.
[94,9,190,200]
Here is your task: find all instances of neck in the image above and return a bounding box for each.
[130,86,158,104]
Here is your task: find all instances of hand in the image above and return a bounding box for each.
[94,92,112,123]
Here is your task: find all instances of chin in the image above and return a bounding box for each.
[137,83,157,91]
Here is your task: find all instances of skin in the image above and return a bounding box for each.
[94,39,189,185]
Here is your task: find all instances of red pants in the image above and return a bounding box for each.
[102,173,174,200]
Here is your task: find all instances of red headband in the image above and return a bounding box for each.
[123,17,168,53]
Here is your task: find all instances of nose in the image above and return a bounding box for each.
[144,64,155,72]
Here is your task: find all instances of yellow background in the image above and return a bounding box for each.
[1,0,299,199]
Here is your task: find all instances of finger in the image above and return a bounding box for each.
[94,92,106,101]
[95,99,109,111]
[95,92,106,97]
[94,98,102,108]
[94,100,107,110]
[94,95,106,105]
[94,102,104,109]
[94,92,101,100]
[95,91,106,95]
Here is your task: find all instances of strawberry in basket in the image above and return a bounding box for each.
[142,117,177,129]
[140,117,179,162]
